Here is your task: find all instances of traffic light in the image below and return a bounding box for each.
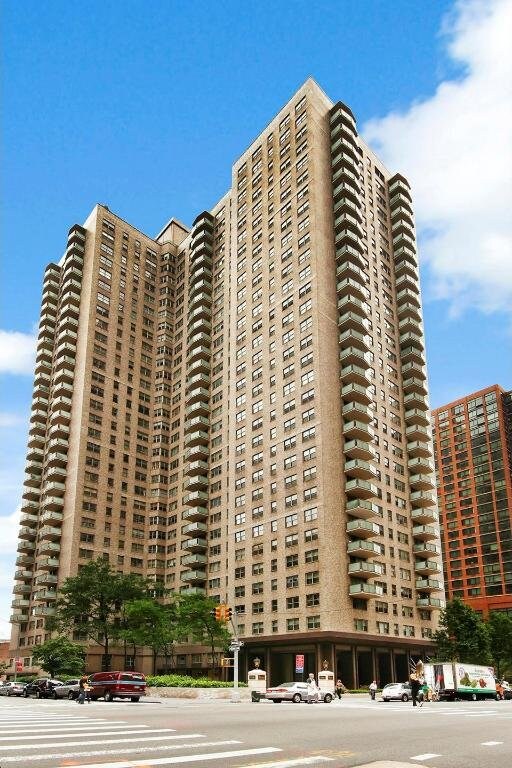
[214,605,225,621]
[226,606,233,621]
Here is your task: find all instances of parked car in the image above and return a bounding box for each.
[265,681,333,703]
[54,679,81,700]
[23,678,63,699]
[381,682,412,702]
[0,682,26,697]
[88,671,146,702]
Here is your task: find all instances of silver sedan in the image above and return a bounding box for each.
[266,681,333,703]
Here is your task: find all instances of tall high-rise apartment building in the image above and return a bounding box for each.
[432,385,512,615]
[11,79,443,686]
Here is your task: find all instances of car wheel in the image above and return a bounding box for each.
[68,691,75,700]
[130,697,140,702]
[104,691,113,702]
[383,698,389,702]
[272,699,282,703]
[401,693,409,702]
[324,693,333,703]
[292,693,302,703]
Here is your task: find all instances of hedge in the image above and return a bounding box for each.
[146,674,247,688]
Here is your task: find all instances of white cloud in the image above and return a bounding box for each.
[363,0,512,316]
[0,329,37,375]
[0,413,25,428]
[0,507,21,556]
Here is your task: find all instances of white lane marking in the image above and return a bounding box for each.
[410,755,442,761]
[45,747,282,767]
[0,740,244,763]
[237,759,334,767]
[482,741,504,746]
[0,724,136,733]
[0,727,169,741]
[0,731,185,749]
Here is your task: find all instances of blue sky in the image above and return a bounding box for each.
[1,0,511,637]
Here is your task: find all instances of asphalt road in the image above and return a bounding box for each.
[0,694,510,768]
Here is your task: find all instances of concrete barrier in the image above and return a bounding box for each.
[146,686,252,700]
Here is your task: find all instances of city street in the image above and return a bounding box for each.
[0,695,510,768]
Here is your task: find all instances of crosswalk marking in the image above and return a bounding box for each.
[0,733,205,751]
[0,724,137,733]
[55,747,282,767]
[0,727,177,742]
[239,760,334,767]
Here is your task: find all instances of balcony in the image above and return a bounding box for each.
[22,486,40,503]
[11,598,30,609]
[410,490,436,507]
[413,542,440,556]
[345,479,378,499]
[403,377,428,397]
[32,605,56,617]
[345,498,378,520]
[187,357,210,376]
[54,353,76,372]
[347,540,381,558]
[342,401,373,423]
[401,346,425,367]
[184,443,209,462]
[17,539,36,554]
[333,210,363,238]
[411,508,438,525]
[34,573,58,586]
[416,597,445,609]
[345,459,377,480]
[346,519,381,538]
[36,556,60,570]
[182,521,208,537]
[184,475,208,492]
[38,541,61,555]
[349,583,384,598]
[405,409,430,428]
[407,439,432,459]
[402,361,427,380]
[339,328,371,353]
[186,372,210,391]
[182,506,209,522]
[15,554,34,567]
[183,491,209,507]
[397,301,422,323]
[182,537,208,552]
[340,364,371,387]
[343,420,374,442]
[188,305,212,325]
[415,559,442,576]
[416,578,443,592]
[33,588,57,602]
[182,553,207,567]
[40,509,63,525]
[39,525,62,541]
[18,526,37,542]
[181,570,207,584]
[339,346,371,368]
[341,384,372,409]
[46,451,68,467]
[344,439,374,461]
[180,585,206,596]
[13,583,32,595]
[337,277,368,303]
[391,216,414,238]
[10,612,29,623]
[184,430,209,448]
[348,561,383,578]
[413,525,439,541]
[24,472,42,489]
[396,287,421,309]
[336,241,365,268]
[335,240,365,268]
[408,456,434,474]
[392,230,416,251]
[337,293,369,317]
[338,311,369,335]
[409,474,436,492]
[47,438,69,453]
[41,496,64,511]
[185,459,209,476]
[14,568,33,581]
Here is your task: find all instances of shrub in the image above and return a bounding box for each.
[146,674,247,688]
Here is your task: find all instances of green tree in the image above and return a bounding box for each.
[48,558,148,670]
[120,598,179,675]
[176,594,231,671]
[32,636,86,678]
[487,611,512,678]
[433,598,490,664]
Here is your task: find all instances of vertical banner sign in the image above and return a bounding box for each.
[15,658,23,673]
[295,654,305,674]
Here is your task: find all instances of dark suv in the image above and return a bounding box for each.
[23,678,63,699]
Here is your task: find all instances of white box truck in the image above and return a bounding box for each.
[424,662,498,701]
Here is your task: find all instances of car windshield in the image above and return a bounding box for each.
[276,683,295,687]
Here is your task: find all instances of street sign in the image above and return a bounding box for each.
[15,658,23,673]
[295,654,304,673]
[220,657,234,667]
[229,640,243,651]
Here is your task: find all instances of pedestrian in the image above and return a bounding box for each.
[306,673,319,704]
[334,679,346,699]
[369,680,377,701]
[409,660,424,708]
[77,675,88,705]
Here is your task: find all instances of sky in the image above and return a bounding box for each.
[1,0,511,640]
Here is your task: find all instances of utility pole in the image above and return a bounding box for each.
[229,615,243,703]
